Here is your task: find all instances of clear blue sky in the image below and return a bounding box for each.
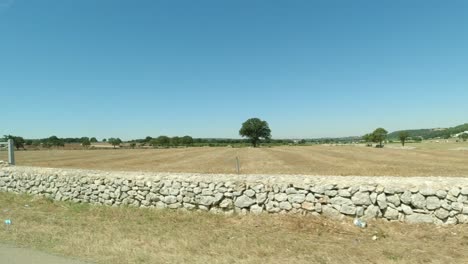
[1,0,467,140]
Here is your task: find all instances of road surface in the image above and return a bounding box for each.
[0,244,91,264]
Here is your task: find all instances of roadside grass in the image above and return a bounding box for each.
[1,192,468,263]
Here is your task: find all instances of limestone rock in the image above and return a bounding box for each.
[305,193,316,202]
[384,207,399,220]
[301,202,315,211]
[434,208,449,220]
[274,193,288,202]
[330,197,353,206]
[450,187,460,197]
[352,192,371,206]
[288,194,306,204]
[386,194,401,206]
[401,204,413,215]
[338,190,351,197]
[426,196,441,210]
[321,205,343,220]
[461,187,468,196]
[279,201,292,210]
[256,193,267,204]
[420,188,436,196]
[250,204,263,214]
[400,191,412,204]
[411,193,426,209]
[234,195,256,208]
[199,196,215,206]
[435,190,447,199]
[244,189,255,197]
[406,214,433,224]
[363,205,380,220]
[340,204,356,215]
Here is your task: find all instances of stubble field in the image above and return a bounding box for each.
[2,143,468,176]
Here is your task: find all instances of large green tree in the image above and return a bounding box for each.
[399,131,410,146]
[181,136,194,146]
[81,138,91,148]
[151,136,170,147]
[239,118,272,147]
[108,138,122,148]
[371,128,388,148]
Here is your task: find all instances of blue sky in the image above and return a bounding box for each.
[1,0,467,140]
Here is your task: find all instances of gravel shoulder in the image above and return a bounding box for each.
[0,243,91,264]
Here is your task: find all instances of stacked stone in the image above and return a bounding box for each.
[1,167,468,225]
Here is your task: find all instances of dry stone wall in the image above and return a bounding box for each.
[1,165,468,225]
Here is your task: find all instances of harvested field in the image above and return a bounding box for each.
[1,192,468,264]
[1,145,468,176]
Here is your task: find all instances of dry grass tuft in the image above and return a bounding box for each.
[1,192,468,263]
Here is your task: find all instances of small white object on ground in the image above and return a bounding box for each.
[353,218,367,228]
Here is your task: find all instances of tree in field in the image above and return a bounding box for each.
[47,136,65,148]
[90,137,98,143]
[459,133,468,142]
[181,136,194,146]
[371,128,388,148]
[102,138,107,142]
[171,136,180,146]
[151,136,170,147]
[239,118,272,147]
[129,142,137,149]
[399,131,410,146]
[81,138,91,148]
[108,138,122,148]
[362,133,373,146]
[4,135,25,150]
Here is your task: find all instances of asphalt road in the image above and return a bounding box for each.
[0,244,91,264]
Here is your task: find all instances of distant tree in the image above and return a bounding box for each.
[108,138,122,148]
[459,133,468,142]
[399,131,410,146]
[151,136,170,147]
[81,138,91,148]
[239,118,272,147]
[32,140,41,147]
[362,133,373,146]
[25,139,33,146]
[129,142,137,149]
[171,136,180,146]
[144,136,153,143]
[4,135,25,150]
[90,137,98,143]
[46,136,65,148]
[299,139,306,144]
[371,128,388,148]
[102,138,107,142]
[181,136,194,146]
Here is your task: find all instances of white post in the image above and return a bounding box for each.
[8,139,15,165]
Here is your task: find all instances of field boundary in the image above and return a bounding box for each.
[1,165,468,225]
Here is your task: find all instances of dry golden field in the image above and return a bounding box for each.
[2,143,468,176]
[1,192,468,264]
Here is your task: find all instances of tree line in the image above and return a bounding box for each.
[4,118,467,150]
